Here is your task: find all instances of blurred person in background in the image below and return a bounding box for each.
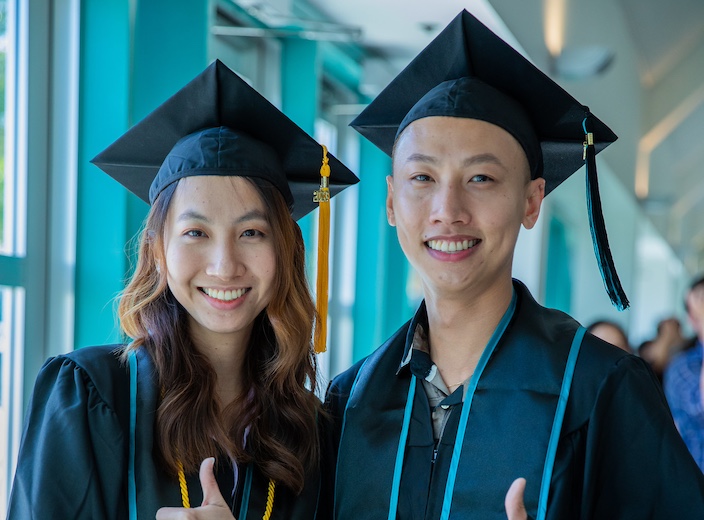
[665,275,704,471]
[640,317,686,384]
[586,320,631,353]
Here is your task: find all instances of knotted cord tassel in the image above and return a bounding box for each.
[313,145,331,353]
[583,114,629,310]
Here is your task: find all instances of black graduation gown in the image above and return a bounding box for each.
[324,280,704,519]
[7,345,323,519]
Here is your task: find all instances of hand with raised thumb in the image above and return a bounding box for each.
[505,478,528,520]
[156,458,235,519]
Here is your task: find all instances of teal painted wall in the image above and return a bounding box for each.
[75,0,211,348]
[75,1,410,364]
[75,0,130,347]
[352,137,409,361]
[545,213,573,313]
[281,38,319,245]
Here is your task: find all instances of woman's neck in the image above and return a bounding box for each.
[189,324,250,406]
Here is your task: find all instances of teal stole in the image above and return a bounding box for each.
[335,289,584,519]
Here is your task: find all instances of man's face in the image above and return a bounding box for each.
[387,116,545,299]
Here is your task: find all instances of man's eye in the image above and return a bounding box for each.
[413,174,432,182]
[470,175,491,183]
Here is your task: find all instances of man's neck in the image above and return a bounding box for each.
[423,278,514,389]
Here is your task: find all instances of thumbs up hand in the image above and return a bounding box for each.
[156,458,236,519]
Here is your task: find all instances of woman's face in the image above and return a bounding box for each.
[162,176,277,349]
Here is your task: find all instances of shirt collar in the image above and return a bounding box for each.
[397,301,429,376]
[396,285,519,378]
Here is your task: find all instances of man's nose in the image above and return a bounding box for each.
[430,183,471,225]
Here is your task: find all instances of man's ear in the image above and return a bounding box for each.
[386,175,396,227]
[522,177,545,230]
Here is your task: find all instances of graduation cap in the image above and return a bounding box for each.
[92,59,360,351]
[351,9,628,310]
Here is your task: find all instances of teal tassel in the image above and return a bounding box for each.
[583,114,629,310]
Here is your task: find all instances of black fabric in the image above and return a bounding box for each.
[350,10,616,196]
[91,59,358,219]
[324,281,704,519]
[398,78,542,181]
[150,127,288,207]
[7,345,324,519]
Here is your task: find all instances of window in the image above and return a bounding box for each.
[0,0,23,510]
[0,0,79,508]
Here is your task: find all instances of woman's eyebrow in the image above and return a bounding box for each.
[175,209,268,224]
[235,209,268,224]
[176,210,209,223]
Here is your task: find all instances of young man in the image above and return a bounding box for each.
[325,10,704,520]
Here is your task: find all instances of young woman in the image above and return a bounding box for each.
[7,60,357,519]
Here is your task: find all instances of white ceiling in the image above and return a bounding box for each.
[301,0,704,269]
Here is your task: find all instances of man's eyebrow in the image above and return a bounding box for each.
[462,153,503,168]
[404,153,438,165]
[404,152,504,168]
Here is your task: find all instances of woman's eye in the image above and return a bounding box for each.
[185,229,205,238]
[242,229,264,238]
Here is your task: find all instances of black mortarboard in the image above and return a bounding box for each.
[92,59,360,352]
[91,59,359,221]
[351,10,628,310]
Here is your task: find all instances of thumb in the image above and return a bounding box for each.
[505,477,528,520]
[199,457,226,507]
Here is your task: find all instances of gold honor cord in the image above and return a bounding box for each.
[176,460,191,508]
[313,144,331,354]
[175,463,276,518]
[161,386,276,517]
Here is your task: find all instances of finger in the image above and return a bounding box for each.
[505,477,528,520]
[199,457,226,508]
[156,506,190,519]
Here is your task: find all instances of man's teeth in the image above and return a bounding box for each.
[203,288,248,301]
[426,239,478,252]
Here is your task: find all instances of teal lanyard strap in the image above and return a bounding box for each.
[388,375,417,520]
[536,326,585,520]
[128,350,138,520]
[440,291,518,520]
[238,463,253,519]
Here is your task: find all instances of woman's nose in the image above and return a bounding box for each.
[205,242,245,279]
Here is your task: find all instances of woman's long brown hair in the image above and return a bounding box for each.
[118,177,320,493]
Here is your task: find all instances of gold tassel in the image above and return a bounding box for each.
[313,145,331,354]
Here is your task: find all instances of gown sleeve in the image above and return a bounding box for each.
[7,353,128,520]
[581,355,704,519]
